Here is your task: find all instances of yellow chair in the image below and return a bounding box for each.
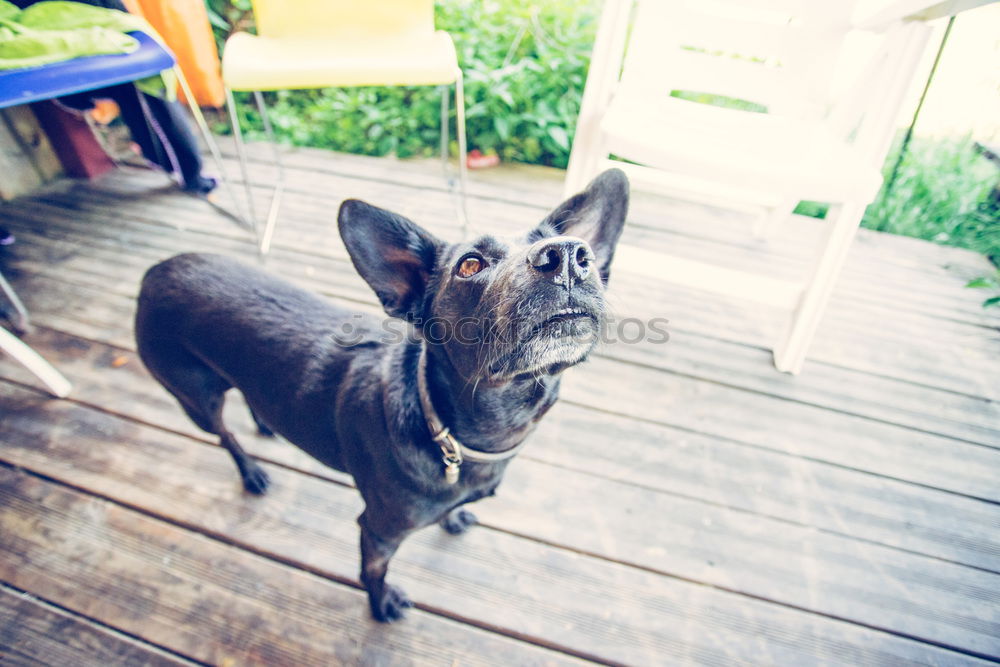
[221,0,468,254]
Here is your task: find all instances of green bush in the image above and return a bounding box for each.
[209,0,599,167]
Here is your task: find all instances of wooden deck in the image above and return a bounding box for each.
[0,145,998,666]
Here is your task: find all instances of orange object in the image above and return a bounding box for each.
[126,0,225,108]
[90,99,121,125]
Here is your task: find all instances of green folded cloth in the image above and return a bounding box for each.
[0,0,175,98]
[0,1,149,69]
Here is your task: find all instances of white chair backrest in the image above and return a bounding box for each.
[620,0,859,118]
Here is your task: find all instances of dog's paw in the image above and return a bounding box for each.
[241,462,271,495]
[370,584,413,623]
[441,508,478,535]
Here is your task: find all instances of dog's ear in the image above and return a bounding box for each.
[338,199,443,322]
[535,169,629,284]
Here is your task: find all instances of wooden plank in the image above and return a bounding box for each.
[4,190,1000,443]
[0,468,589,667]
[5,252,999,502]
[0,382,996,663]
[27,164,1000,344]
[1,326,997,574]
[20,166,1000,392]
[40,149,1000,334]
[0,585,193,667]
[3,207,999,501]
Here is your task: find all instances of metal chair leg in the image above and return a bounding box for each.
[454,69,469,237]
[226,88,259,240]
[439,84,449,176]
[252,91,285,256]
[174,66,251,229]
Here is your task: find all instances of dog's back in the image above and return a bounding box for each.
[135,253,369,473]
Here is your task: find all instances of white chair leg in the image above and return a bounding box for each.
[454,69,469,237]
[253,91,285,256]
[774,202,864,374]
[753,197,797,239]
[0,326,71,398]
[173,66,251,229]
[225,88,259,241]
[0,270,29,334]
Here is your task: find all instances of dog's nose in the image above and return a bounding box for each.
[527,236,595,286]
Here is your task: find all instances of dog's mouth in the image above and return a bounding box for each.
[487,306,601,380]
[532,307,596,336]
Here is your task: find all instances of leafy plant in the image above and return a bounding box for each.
[966,271,1000,309]
[862,135,997,245]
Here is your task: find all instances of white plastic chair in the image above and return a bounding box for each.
[221,0,469,254]
[0,271,71,398]
[565,0,933,373]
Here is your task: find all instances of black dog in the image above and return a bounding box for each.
[135,169,628,621]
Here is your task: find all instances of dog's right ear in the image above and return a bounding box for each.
[338,199,443,322]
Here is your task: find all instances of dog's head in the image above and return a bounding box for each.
[338,169,629,383]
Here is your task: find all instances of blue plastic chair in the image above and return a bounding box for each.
[0,30,228,397]
[0,31,173,109]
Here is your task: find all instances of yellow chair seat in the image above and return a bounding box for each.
[222,30,459,91]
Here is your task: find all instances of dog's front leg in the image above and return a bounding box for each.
[440,507,478,535]
[358,511,413,622]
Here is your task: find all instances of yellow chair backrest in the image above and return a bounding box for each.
[250,0,437,40]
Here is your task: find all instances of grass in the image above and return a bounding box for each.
[864,135,1000,307]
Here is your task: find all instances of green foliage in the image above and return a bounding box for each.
[669,90,767,114]
[203,0,252,46]
[861,136,999,265]
[862,136,996,241]
[214,0,599,167]
[966,270,1000,309]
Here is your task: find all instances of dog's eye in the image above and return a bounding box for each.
[456,255,484,278]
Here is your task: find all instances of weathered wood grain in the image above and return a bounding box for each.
[42,161,1000,336]
[0,585,192,667]
[3,185,999,442]
[0,382,996,662]
[2,153,998,665]
[9,168,1000,405]
[5,262,998,504]
[1,326,997,574]
[0,468,589,667]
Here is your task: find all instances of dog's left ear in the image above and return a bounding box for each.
[338,199,443,322]
[537,169,629,284]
